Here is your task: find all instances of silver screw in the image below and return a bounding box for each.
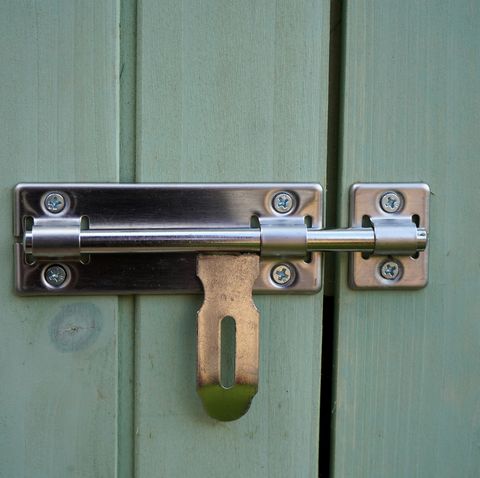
[271,263,295,286]
[44,192,66,213]
[380,260,401,280]
[380,191,402,213]
[44,265,67,287]
[272,191,295,214]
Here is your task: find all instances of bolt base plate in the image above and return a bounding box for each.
[15,183,322,295]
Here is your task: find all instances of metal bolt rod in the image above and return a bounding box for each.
[28,226,426,255]
[306,228,376,252]
[79,228,378,253]
[80,228,261,253]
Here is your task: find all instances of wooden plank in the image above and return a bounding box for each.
[333,1,480,476]
[135,1,330,475]
[0,1,120,476]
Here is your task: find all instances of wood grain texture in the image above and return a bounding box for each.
[333,1,480,477]
[0,1,120,477]
[135,1,329,476]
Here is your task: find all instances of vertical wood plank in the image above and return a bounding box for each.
[333,1,480,476]
[0,1,120,476]
[135,1,330,476]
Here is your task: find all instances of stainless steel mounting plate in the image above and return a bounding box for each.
[349,183,430,289]
[14,183,322,294]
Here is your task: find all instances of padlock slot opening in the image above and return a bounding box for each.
[220,316,236,389]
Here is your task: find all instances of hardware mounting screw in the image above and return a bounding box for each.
[44,265,67,287]
[380,191,402,213]
[44,192,66,213]
[272,191,296,214]
[380,260,401,280]
[271,263,295,286]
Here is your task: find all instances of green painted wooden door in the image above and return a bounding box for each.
[331,1,480,477]
[1,1,328,476]
[1,1,479,477]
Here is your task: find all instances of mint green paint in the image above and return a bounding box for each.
[134,1,329,476]
[333,1,480,477]
[0,1,120,477]
[8,1,475,476]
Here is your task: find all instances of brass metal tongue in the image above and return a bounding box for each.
[196,254,260,421]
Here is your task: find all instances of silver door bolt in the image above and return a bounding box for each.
[44,265,67,287]
[271,263,295,286]
[380,191,402,213]
[380,260,401,280]
[272,191,295,214]
[44,192,66,213]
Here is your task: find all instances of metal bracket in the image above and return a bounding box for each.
[349,183,430,289]
[14,183,323,294]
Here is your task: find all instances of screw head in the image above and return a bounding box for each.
[44,192,66,213]
[380,191,402,213]
[44,265,68,287]
[379,260,401,280]
[272,191,296,214]
[271,263,295,286]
